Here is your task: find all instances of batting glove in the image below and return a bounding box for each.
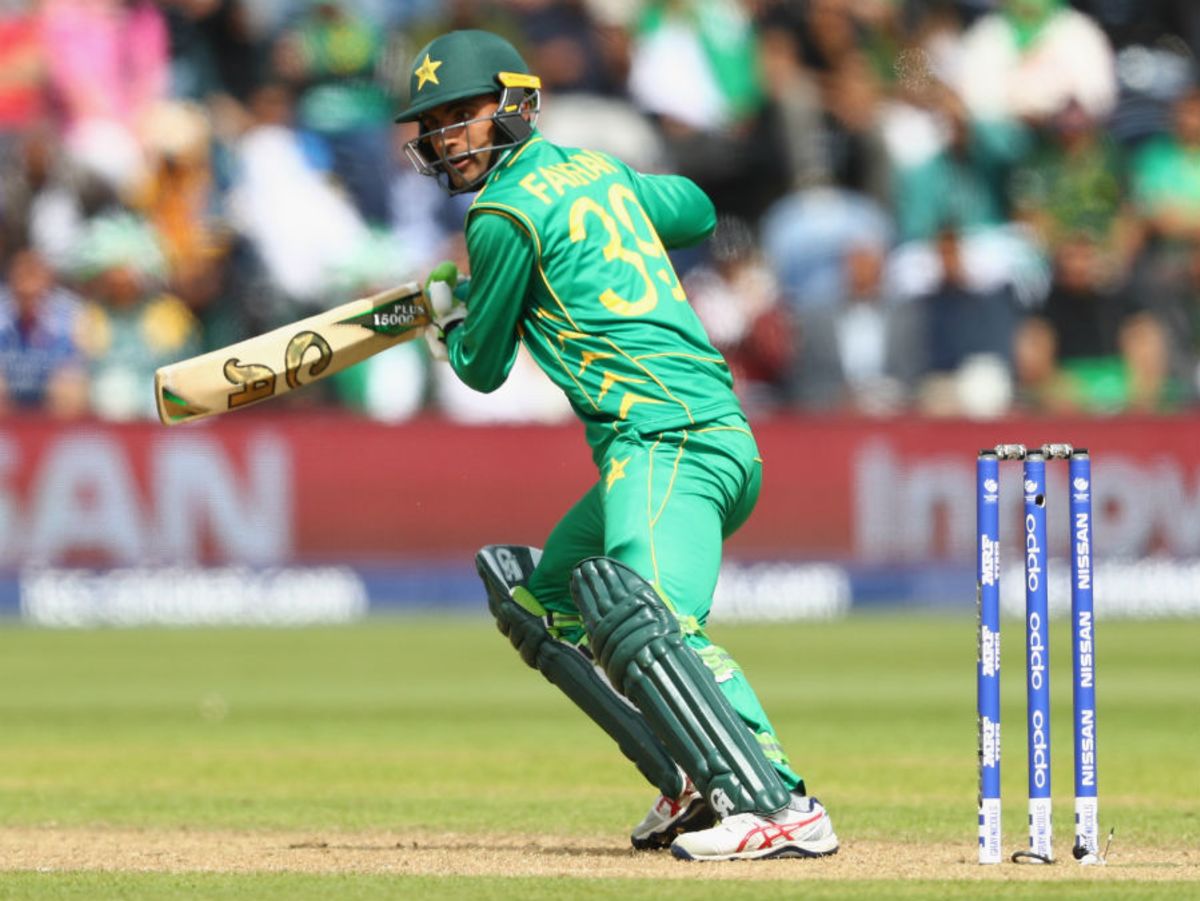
[423,261,470,359]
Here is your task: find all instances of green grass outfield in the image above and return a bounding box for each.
[0,613,1196,898]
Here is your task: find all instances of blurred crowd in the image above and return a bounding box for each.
[3,0,1200,423]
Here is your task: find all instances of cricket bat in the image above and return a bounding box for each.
[155,282,429,426]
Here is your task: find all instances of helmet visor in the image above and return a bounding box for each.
[403,92,539,194]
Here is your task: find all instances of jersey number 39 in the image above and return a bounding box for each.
[568,184,686,317]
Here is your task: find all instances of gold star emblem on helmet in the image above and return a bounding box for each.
[414,54,442,91]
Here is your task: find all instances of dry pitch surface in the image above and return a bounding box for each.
[3,826,1197,884]
[3,618,1196,894]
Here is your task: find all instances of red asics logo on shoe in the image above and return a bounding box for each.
[657,796,685,816]
[736,811,825,852]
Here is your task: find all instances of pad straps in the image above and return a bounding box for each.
[571,556,791,818]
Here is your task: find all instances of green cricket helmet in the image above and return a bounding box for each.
[396,30,541,194]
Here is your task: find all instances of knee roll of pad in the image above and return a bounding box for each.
[477,544,544,667]
[570,556,790,818]
[475,545,683,798]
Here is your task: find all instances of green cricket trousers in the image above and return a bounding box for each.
[527,412,803,790]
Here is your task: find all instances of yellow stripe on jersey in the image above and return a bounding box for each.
[541,326,599,411]
[470,205,541,257]
[619,392,665,419]
[694,425,754,438]
[578,350,613,375]
[601,337,693,423]
[634,351,728,366]
[535,264,586,337]
[471,139,543,207]
[597,370,646,403]
[504,136,544,168]
[556,329,589,347]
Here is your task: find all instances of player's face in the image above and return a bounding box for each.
[419,96,501,189]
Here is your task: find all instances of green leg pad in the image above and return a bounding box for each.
[570,556,790,818]
[475,545,684,798]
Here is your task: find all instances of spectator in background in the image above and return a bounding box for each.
[1131,83,1200,252]
[579,0,639,87]
[758,0,891,205]
[536,89,669,175]
[0,125,54,266]
[1073,0,1200,59]
[819,53,890,206]
[1010,96,1137,267]
[515,0,619,96]
[1140,236,1200,404]
[163,0,266,105]
[882,53,1048,315]
[134,98,263,355]
[0,0,46,148]
[684,217,797,414]
[526,1,668,173]
[793,237,907,413]
[41,0,170,197]
[780,0,904,114]
[892,83,1027,243]
[754,3,902,328]
[3,123,132,277]
[1125,80,1200,404]
[1074,0,1197,147]
[760,186,892,314]
[273,0,395,225]
[134,101,228,304]
[628,0,761,134]
[41,0,169,131]
[72,212,201,420]
[226,81,372,313]
[0,245,88,417]
[788,0,859,83]
[956,0,1117,126]
[755,7,893,314]
[403,0,521,39]
[627,0,788,222]
[755,13,828,192]
[893,225,1020,417]
[1014,230,1169,413]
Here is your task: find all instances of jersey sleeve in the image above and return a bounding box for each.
[627,170,717,249]
[446,209,535,393]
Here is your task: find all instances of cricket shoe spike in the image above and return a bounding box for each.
[669,794,839,861]
[630,777,716,850]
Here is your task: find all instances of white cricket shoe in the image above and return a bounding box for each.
[630,779,715,850]
[670,794,839,861]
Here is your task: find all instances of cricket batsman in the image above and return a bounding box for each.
[395,29,838,861]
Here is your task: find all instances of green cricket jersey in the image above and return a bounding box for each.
[444,130,803,793]
[445,131,742,459]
